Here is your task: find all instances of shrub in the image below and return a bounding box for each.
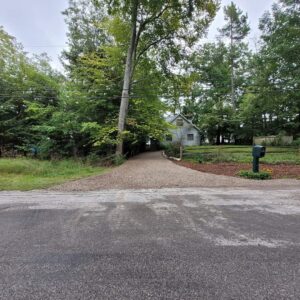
[164,142,181,157]
[113,154,125,166]
[292,138,300,147]
[237,170,272,180]
[195,154,204,163]
[86,153,102,165]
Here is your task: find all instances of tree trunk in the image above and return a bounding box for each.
[231,60,234,106]
[230,18,235,108]
[116,0,139,155]
[216,127,221,145]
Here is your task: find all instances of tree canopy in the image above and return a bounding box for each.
[0,0,299,158]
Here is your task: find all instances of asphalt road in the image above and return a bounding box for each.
[0,188,300,299]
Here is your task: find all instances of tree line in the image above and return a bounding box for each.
[0,0,299,159]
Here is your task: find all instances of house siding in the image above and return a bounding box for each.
[164,115,201,146]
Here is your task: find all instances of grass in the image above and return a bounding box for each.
[0,158,107,191]
[184,145,300,165]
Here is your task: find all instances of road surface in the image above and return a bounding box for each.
[0,188,299,299]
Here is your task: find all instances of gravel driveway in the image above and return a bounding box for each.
[51,151,299,191]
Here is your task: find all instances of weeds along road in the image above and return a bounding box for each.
[0,187,299,299]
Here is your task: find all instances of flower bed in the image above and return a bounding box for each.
[175,161,300,179]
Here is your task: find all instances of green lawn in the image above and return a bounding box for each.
[0,158,107,191]
[184,145,300,165]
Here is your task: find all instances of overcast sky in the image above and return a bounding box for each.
[0,0,275,71]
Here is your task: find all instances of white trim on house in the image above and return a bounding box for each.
[167,114,201,132]
[164,113,202,146]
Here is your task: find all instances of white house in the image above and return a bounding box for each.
[164,113,202,146]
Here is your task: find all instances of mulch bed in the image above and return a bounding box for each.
[175,161,300,179]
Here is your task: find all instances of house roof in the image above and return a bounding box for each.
[166,113,201,132]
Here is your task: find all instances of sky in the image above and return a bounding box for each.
[0,0,275,71]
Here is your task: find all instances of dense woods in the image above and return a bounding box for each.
[0,0,299,159]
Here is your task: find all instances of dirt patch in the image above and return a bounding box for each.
[175,161,300,179]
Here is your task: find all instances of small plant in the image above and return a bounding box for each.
[292,138,300,147]
[237,170,272,180]
[113,154,125,166]
[261,167,274,175]
[164,142,181,157]
[195,154,204,163]
[86,153,101,165]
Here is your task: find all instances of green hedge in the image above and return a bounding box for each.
[237,170,272,180]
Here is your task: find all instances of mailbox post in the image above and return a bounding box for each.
[252,145,266,173]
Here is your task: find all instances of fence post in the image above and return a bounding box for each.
[180,146,183,160]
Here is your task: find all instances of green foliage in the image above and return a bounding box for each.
[85,153,103,165]
[184,145,300,165]
[103,0,219,153]
[0,27,62,156]
[113,154,125,166]
[190,153,204,164]
[237,170,272,180]
[0,158,106,190]
[62,0,211,156]
[219,2,250,42]
[1,0,299,158]
[164,142,181,158]
[182,1,299,145]
[184,41,245,143]
[292,138,300,147]
[219,1,250,110]
[238,0,300,139]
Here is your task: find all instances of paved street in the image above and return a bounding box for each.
[0,188,300,299]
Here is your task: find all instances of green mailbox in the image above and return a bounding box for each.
[252,145,266,172]
[252,145,266,158]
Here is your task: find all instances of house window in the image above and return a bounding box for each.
[176,118,183,126]
[166,134,172,142]
[187,134,194,141]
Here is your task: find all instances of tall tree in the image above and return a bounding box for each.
[62,0,108,74]
[258,0,300,136]
[184,42,234,144]
[219,2,250,108]
[0,27,61,154]
[238,0,300,139]
[62,0,179,156]
[104,0,219,154]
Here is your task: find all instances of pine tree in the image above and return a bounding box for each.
[219,2,250,108]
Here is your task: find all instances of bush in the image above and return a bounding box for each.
[113,154,125,166]
[194,154,204,163]
[292,138,300,147]
[85,153,125,167]
[164,142,181,157]
[85,153,102,165]
[237,170,272,180]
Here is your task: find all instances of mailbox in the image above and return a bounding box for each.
[252,145,266,173]
[252,145,266,158]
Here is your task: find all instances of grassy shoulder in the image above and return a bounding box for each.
[184,145,300,165]
[0,158,108,191]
